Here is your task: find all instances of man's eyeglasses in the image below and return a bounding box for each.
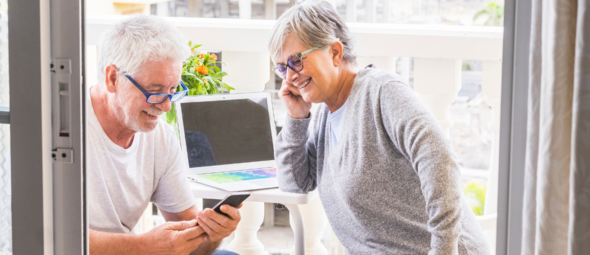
[273,48,317,79]
[124,73,188,104]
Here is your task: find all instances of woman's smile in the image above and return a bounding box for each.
[296,78,312,90]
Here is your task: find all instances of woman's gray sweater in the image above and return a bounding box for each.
[275,66,490,254]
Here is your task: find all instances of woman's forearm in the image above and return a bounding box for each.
[275,114,318,193]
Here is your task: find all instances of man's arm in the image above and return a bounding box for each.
[160,204,242,255]
[90,219,205,255]
[90,229,143,254]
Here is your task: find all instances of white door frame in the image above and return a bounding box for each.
[50,0,87,254]
[9,0,86,254]
[7,0,535,254]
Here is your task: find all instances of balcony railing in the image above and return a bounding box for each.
[86,16,503,253]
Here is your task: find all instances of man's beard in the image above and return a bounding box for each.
[114,93,163,133]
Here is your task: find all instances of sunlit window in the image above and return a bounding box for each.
[85,1,503,253]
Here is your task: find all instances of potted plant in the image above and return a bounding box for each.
[166,41,235,125]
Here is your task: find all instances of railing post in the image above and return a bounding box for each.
[482,60,501,215]
[220,0,230,18]
[383,0,391,23]
[366,0,376,22]
[239,0,252,19]
[481,60,502,253]
[187,0,204,17]
[227,201,268,255]
[346,0,356,22]
[289,196,328,255]
[264,0,276,19]
[413,58,462,136]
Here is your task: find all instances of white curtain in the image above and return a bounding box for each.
[522,0,590,254]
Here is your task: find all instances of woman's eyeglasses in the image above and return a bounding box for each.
[273,48,317,79]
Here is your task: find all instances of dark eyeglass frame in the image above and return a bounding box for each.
[273,48,317,79]
[123,73,188,104]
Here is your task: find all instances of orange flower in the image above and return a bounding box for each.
[197,54,205,59]
[203,79,208,84]
[210,53,217,61]
[191,49,195,55]
[196,65,208,75]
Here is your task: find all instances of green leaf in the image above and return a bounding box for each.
[183,72,198,79]
[212,71,228,79]
[196,82,203,95]
[211,81,220,94]
[194,76,204,84]
[166,104,177,125]
[221,82,235,92]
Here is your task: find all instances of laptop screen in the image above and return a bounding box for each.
[180,97,275,168]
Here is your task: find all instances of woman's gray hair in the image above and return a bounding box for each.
[268,0,357,66]
[98,14,190,84]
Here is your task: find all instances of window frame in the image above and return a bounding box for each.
[496,0,532,253]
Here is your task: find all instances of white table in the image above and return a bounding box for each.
[190,182,325,255]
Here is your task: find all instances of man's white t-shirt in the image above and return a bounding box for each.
[87,96,195,233]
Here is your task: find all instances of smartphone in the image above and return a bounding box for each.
[210,192,251,218]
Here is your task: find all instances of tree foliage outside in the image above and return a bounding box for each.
[473,2,504,27]
[463,182,487,216]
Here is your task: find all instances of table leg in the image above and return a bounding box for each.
[227,201,268,255]
[288,197,328,255]
[284,204,305,255]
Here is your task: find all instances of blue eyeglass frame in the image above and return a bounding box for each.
[273,48,316,79]
[124,73,188,104]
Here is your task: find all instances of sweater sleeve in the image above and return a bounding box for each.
[379,81,464,255]
[274,112,319,193]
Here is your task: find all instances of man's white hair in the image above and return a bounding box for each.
[98,14,190,84]
[268,0,357,66]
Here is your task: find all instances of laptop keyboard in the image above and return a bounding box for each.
[200,168,277,184]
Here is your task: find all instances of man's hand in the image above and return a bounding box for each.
[141,219,206,255]
[196,203,243,243]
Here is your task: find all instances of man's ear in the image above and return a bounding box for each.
[104,64,119,93]
[330,41,344,67]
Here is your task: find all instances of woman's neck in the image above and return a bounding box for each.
[326,64,358,112]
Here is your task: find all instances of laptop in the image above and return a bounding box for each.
[176,92,279,191]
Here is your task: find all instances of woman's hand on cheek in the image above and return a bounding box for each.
[279,80,312,119]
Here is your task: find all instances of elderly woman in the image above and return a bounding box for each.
[269,1,490,254]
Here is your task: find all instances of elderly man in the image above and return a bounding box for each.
[88,15,240,254]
